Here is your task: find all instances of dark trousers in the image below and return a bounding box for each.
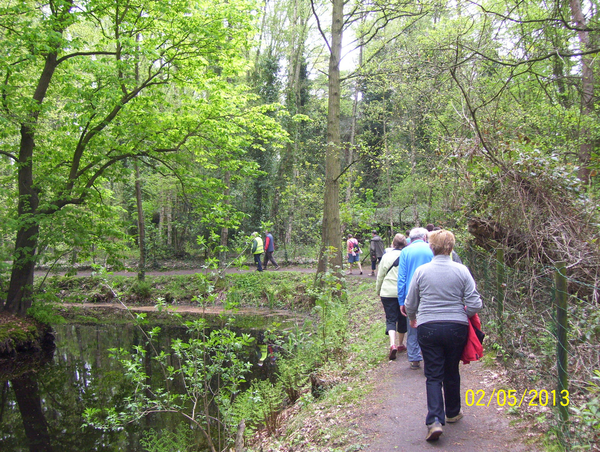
[380,297,407,334]
[371,256,382,271]
[263,251,278,269]
[417,322,468,425]
[254,253,263,271]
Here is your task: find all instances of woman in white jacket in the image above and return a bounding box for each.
[375,233,408,360]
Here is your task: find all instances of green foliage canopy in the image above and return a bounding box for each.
[0,0,288,314]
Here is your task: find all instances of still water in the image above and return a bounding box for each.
[0,312,301,451]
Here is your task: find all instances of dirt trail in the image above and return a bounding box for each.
[358,357,540,452]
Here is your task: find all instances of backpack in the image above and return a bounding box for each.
[351,238,360,254]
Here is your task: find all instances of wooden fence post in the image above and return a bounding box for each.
[555,262,569,422]
[496,248,505,336]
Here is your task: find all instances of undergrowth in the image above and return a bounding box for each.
[466,246,600,451]
[37,270,313,310]
[242,278,388,452]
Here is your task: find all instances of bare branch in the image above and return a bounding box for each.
[56,51,117,65]
[310,0,331,53]
[334,149,366,182]
[0,150,17,161]
[466,0,600,33]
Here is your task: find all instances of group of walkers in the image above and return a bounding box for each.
[346,230,393,276]
[252,226,483,442]
[250,230,280,272]
[361,225,483,442]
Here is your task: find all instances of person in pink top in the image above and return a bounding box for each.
[346,234,363,275]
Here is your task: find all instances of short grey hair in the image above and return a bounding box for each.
[409,227,429,241]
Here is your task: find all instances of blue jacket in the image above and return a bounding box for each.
[397,239,433,306]
[264,233,275,252]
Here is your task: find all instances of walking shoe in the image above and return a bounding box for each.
[360,271,363,275]
[369,272,375,276]
[446,410,463,423]
[409,361,421,370]
[388,345,398,361]
[425,420,443,441]
[397,345,407,353]
[275,266,281,270]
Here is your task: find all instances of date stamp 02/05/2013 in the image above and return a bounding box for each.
[465,389,570,408]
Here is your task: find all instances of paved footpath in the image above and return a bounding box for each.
[358,358,541,452]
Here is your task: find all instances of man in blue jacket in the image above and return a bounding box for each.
[263,230,280,270]
[398,227,433,369]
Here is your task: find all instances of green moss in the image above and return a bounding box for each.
[0,326,33,343]
[0,323,37,343]
[0,314,43,354]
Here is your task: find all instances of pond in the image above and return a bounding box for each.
[0,309,306,451]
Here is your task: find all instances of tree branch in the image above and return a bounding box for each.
[56,51,117,65]
[0,150,17,161]
[466,0,600,33]
[334,149,366,182]
[310,0,331,53]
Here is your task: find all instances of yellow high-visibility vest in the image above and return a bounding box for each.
[253,237,263,254]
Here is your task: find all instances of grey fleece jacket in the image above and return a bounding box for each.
[405,255,483,326]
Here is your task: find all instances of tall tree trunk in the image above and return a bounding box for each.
[219,171,231,267]
[4,49,60,315]
[134,158,146,281]
[346,29,363,204]
[570,0,595,184]
[345,81,359,204]
[5,126,39,315]
[317,0,344,275]
[282,0,309,262]
[159,196,165,239]
[384,117,394,233]
[167,190,173,246]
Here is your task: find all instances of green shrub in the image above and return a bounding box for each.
[233,379,285,436]
[140,425,198,452]
[27,300,65,325]
[570,370,600,448]
[84,317,255,452]
[130,280,152,299]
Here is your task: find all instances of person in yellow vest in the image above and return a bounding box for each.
[251,232,264,272]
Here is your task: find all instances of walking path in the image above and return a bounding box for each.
[358,357,540,452]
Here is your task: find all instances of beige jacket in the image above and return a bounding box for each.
[375,249,402,297]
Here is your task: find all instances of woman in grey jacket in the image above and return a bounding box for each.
[405,229,483,442]
[375,233,408,360]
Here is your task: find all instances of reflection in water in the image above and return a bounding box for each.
[11,373,53,452]
[0,315,293,451]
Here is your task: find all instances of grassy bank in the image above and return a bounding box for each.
[244,277,388,451]
[37,270,314,310]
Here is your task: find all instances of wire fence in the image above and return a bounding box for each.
[464,245,600,450]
